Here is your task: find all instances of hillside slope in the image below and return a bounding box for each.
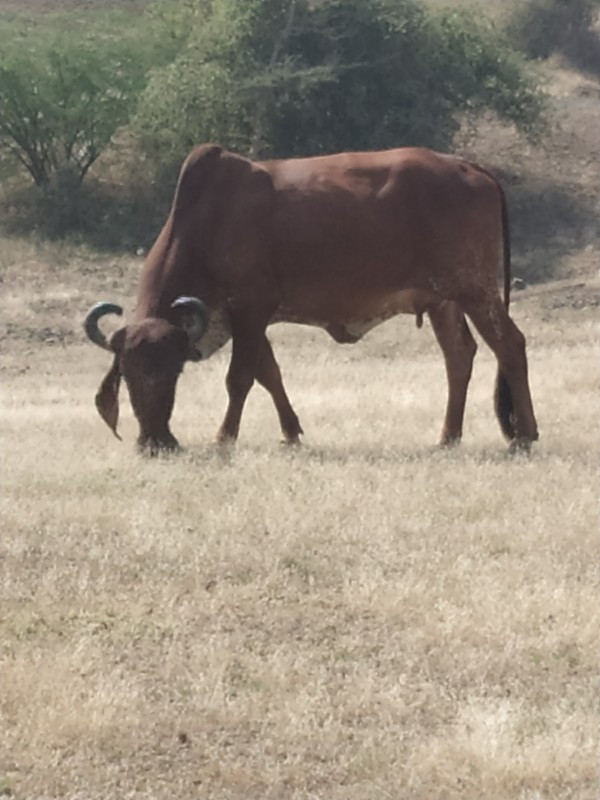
[455,57,599,284]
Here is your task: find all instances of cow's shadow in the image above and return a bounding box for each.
[178,440,521,468]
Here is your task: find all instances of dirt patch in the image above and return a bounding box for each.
[525,277,600,311]
[2,322,78,347]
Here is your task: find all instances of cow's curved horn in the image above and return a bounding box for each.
[84,302,123,351]
[170,296,209,344]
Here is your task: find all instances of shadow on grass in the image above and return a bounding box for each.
[0,174,175,253]
[176,439,524,469]
[563,29,600,80]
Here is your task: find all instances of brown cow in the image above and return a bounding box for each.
[84,144,538,453]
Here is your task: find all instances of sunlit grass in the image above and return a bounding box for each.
[1,236,598,799]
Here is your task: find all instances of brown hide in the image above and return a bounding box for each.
[87,144,538,451]
[137,146,502,325]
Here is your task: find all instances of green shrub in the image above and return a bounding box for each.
[135,0,546,166]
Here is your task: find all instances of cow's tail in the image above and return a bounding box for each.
[494,178,516,441]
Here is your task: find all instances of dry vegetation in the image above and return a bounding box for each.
[1,234,598,799]
[1,1,599,798]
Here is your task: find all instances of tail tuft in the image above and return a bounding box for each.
[494,370,516,441]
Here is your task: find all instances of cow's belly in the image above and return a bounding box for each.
[273,288,441,342]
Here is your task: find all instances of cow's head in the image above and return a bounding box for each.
[84,298,208,453]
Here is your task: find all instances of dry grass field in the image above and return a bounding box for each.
[1,1,599,797]
[1,232,598,799]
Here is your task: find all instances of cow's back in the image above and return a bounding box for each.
[260,148,502,320]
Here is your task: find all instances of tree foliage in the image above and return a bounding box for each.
[0,0,549,242]
[0,18,155,187]
[135,0,545,165]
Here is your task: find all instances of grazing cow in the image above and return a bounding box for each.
[84,144,538,453]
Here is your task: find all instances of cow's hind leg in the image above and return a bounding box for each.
[429,301,477,446]
[463,295,538,449]
[255,335,303,444]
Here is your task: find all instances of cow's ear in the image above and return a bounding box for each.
[95,357,122,440]
[94,328,126,441]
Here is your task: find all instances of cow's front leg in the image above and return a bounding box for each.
[255,335,303,444]
[217,315,265,443]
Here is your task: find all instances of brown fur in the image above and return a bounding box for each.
[86,145,538,451]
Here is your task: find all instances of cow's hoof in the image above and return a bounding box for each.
[216,433,237,449]
[438,435,461,449]
[280,435,302,447]
[508,437,533,455]
[137,436,181,457]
